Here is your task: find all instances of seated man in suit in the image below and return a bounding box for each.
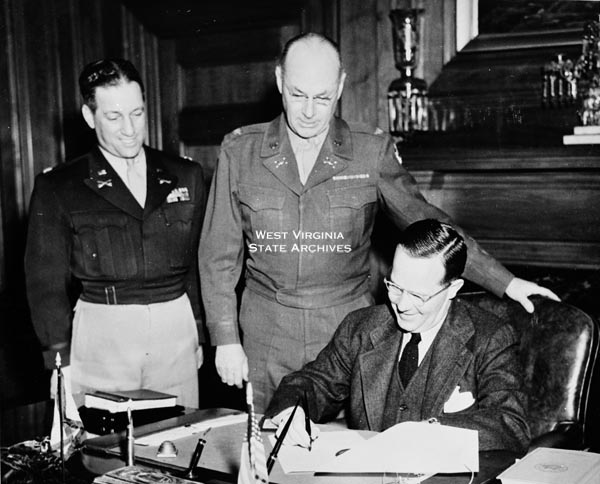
[265,219,530,452]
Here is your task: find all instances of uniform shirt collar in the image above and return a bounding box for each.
[99,146,146,184]
[286,125,329,154]
[399,304,450,365]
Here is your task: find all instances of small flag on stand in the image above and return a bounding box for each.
[49,353,84,460]
[238,382,268,484]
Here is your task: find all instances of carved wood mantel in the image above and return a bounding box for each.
[402,145,600,269]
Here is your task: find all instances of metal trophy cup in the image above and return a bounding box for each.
[388,8,428,139]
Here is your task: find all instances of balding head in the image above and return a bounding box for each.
[278,33,344,80]
[275,33,346,139]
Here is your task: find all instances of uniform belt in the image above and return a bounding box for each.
[81,282,185,305]
[245,275,370,309]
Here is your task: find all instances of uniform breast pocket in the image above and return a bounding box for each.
[327,185,377,234]
[162,203,195,269]
[71,211,138,278]
[237,184,286,236]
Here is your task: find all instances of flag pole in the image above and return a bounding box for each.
[55,352,66,484]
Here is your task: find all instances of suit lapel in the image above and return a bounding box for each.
[83,147,143,219]
[359,310,402,430]
[421,302,474,415]
[144,148,178,218]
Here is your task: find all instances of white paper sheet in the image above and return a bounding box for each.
[269,430,366,473]
[316,422,479,474]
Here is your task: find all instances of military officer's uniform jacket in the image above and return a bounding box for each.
[199,115,513,346]
[25,146,206,367]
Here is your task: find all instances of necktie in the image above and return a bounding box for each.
[398,332,421,387]
[126,158,146,207]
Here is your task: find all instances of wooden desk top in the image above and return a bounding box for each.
[81,408,517,484]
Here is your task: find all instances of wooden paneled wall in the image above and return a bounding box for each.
[177,1,338,178]
[339,0,600,270]
[0,0,165,406]
[339,0,456,128]
[0,0,169,291]
[405,150,600,269]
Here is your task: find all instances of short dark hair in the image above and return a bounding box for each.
[398,219,467,285]
[79,58,145,112]
[278,32,344,76]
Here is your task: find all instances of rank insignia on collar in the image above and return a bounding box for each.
[323,156,338,167]
[97,179,113,188]
[159,178,172,184]
[167,187,190,203]
[98,169,107,176]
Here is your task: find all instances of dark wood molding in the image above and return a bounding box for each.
[461,29,582,53]
[176,27,289,68]
[477,240,600,269]
[180,103,282,146]
[402,146,600,171]
[404,147,600,269]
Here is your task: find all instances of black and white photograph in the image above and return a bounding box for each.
[1,1,599,483]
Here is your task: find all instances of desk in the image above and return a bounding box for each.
[81,409,517,484]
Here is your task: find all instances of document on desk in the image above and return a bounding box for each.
[136,412,247,446]
[316,422,479,474]
[269,430,367,473]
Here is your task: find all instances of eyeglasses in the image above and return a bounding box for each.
[383,277,450,307]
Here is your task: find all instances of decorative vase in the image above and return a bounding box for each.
[388,9,428,137]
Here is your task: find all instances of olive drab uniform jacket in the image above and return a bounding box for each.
[199,115,513,346]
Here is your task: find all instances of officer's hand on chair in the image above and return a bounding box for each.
[505,277,560,313]
[215,344,248,388]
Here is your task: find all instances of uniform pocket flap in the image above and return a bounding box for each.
[162,203,195,223]
[327,185,377,209]
[237,184,286,211]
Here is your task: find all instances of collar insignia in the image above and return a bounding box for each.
[97,179,113,189]
[159,178,172,185]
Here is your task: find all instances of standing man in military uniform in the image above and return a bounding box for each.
[25,59,206,408]
[199,33,558,412]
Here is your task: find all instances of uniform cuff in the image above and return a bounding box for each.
[207,321,240,346]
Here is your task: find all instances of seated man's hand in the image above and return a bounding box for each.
[50,365,72,400]
[272,406,320,448]
[215,344,248,388]
[505,277,561,313]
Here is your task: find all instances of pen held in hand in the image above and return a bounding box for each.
[303,390,312,452]
[267,399,300,474]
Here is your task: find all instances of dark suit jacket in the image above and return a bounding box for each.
[266,298,530,452]
[25,146,207,367]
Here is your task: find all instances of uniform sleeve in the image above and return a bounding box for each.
[377,136,514,297]
[436,324,531,452]
[186,163,207,343]
[24,175,74,368]
[198,142,245,346]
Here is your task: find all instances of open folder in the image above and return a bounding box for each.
[313,422,479,475]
